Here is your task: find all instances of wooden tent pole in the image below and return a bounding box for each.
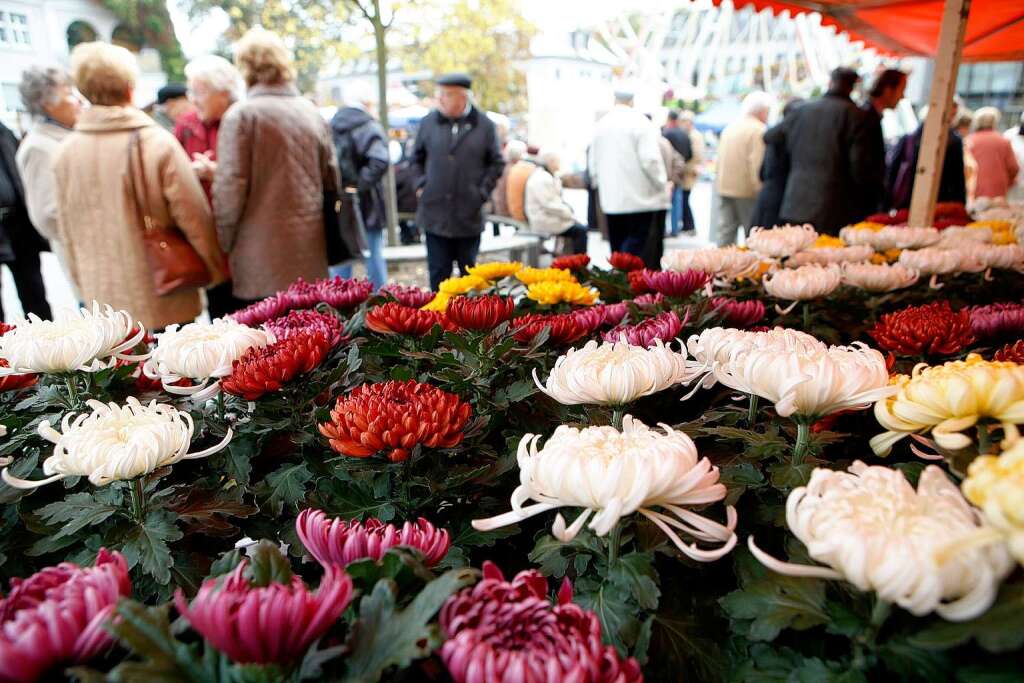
[908,0,971,227]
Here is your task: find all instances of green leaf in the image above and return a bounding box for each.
[768,461,815,489]
[105,599,208,682]
[166,486,256,538]
[575,581,641,655]
[121,509,183,585]
[878,642,951,682]
[316,477,396,522]
[221,438,255,487]
[246,540,294,587]
[263,462,313,516]
[908,582,1024,653]
[608,551,660,611]
[0,453,38,504]
[341,568,477,683]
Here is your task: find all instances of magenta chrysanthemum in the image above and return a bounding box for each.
[710,298,767,328]
[380,283,437,309]
[265,309,345,347]
[603,310,685,347]
[296,509,451,567]
[969,303,1024,340]
[641,269,710,299]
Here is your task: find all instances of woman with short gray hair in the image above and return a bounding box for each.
[966,106,1020,202]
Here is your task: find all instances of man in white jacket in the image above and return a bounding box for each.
[589,91,668,256]
[524,150,587,254]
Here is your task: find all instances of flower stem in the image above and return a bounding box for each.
[129,478,147,525]
[977,422,992,456]
[607,523,622,567]
[63,374,81,410]
[611,408,624,431]
[216,391,226,423]
[746,394,759,427]
[802,302,811,331]
[793,420,811,465]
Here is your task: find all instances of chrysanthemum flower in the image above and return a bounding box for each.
[869,301,975,357]
[296,509,450,567]
[640,268,710,299]
[515,267,576,285]
[570,303,629,335]
[962,438,1024,565]
[603,310,684,347]
[898,247,961,276]
[746,224,817,258]
[661,247,761,279]
[969,303,1024,340]
[763,264,841,304]
[840,262,919,292]
[608,252,645,272]
[550,253,591,271]
[380,283,437,309]
[446,295,516,330]
[439,274,491,296]
[512,313,587,345]
[365,303,454,336]
[466,261,523,281]
[788,245,874,266]
[264,309,345,347]
[221,333,332,400]
[0,323,36,393]
[994,340,1024,364]
[709,298,766,327]
[526,281,599,306]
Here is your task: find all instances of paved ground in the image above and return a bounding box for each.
[1,182,713,321]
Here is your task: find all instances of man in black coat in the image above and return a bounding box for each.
[0,122,50,321]
[662,110,692,236]
[751,98,803,230]
[411,73,504,290]
[859,69,907,215]
[774,67,873,234]
[885,99,968,211]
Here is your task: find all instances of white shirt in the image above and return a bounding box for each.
[588,105,668,214]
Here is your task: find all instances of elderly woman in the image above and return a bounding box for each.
[523,150,588,254]
[966,107,1020,202]
[53,42,226,330]
[176,54,245,317]
[213,28,339,302]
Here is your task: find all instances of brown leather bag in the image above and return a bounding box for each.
[128,130,210,296]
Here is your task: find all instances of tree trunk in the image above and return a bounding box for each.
[372,0,400,247]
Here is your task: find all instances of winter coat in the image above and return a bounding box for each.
[776,92,872,234]
[715,114,766,199]
[411,106,505,238]
[0,122,48,263]
[858,102,887,215]
[506,160,537,221]
[330,106,389,232]
[966,130,1020,201]
[750,122,791,229]
[886,127,967,210]
[589,105,667,214]
[174,109,220,201]
[214,83,339,299]
[524,166,576,236]
[53,106,226,329]
[658,137,683,205]
[663,126,692,163]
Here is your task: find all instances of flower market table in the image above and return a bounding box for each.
[1,220,1024,681]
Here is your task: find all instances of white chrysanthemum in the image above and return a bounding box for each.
[841,262,919,292]
[763,264,841,304]
[746,224,818,258]
[1,398,232,488]
[749,462,1014,621]
[788,245,874,266]
[0,302,146,375]
[897,247,961,275]
[937,226,993,247]
[472,416,737,561]
[533,339,698,406]
[959,243,1024,271]
[684,327,826,395]
[873,226,941,250]
[142,319,269,399]
[661,247,761,279]
[712,342,894,419]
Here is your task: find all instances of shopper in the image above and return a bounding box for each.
[524,150,588,254]
[1006,112,1024,203]
[966,107,1019,203]
[713,91,771,244]
[15,66,81,296]
[53,42,225,330]
[411,72,504,290]
[663,110,692,236]
[491,139,527,218]
[859,69,907,214]
[677,111,704,235]
[648,129,682,267]
[751,98,803,231]
[886,99,967,211]
[589,90,667,256]
[214,28,339,301]
[151,83,193,133]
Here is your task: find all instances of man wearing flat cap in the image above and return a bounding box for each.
[151,83,194,133]
[412,72,505,290]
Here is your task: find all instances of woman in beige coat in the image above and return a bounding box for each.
[53,42,226,330]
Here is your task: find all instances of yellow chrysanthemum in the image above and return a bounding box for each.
[736,260,774,283]
[871,355,1024,456]
[438,275,490,296]
[869,248,902,265]
[526,281,598,306]
[466,261,523,281]
[516,267,577,286]
[421,293,450,312]
[813,234,846,249]
[850,221,886,232]
[962,438,1024,564]
[992,229,1017,245]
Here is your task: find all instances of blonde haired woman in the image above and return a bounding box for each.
[966,106,1019,203]
[213,28,339,302]
[53,42,226,330]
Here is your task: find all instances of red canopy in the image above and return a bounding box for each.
[723,0,1024,62]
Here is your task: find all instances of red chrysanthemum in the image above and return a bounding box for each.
[0,323,36,393]
[627,270,652,295]
[446,295,515,330]
[994,340,1024,364]
[440,561,643,683]
[296,509,451,567]
[365,303,455,336]
[608,252,644,272]
[710,297,767,328]
[632,293,665,308]
[285,276,373,311]
[869,301,975,357]
[380,283,436,308]
[640,268,710,299]
[551,254,591,271]
[603,310,685,347]
[969,303,1024,340]
[266,309,345,347]
[512,313,587,345]
[231,295,292,327]
[319,380,472,463]
[221,333,332,400]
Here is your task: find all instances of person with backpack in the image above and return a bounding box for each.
[329,82,390,288]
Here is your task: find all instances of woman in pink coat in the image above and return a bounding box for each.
[966,107,1020,202]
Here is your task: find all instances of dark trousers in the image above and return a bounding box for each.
[426,233,481,291]
[681,189,695,231]
[561,223,588,254]
[606,211,656,257]
[0,250,50,321]
[642,210,667,270]
[206,281,248,320]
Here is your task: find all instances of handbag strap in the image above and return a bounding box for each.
[126,130,155,232]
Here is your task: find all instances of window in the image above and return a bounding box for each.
[0,11,31,46]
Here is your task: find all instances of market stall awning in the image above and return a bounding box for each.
[723,0,1024,62]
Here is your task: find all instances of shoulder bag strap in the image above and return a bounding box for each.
[127,129,155,232]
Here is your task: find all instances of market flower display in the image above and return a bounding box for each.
[627,269,652,294]
[640,268,711,299]
[473,417,736,561]
[440,561,643,683]
[1,397,233,488]
[762,264,842,304]
[515,266,576,285]
[264,309,344,347]
[840,262,919,292]
[380,283,437,309]
[466,261,523,281]
[221,333,332,400]
[869,301,975,357]
[748,462,1013,621]
[709,298,766,327]
[687,327,826,378]
[603,310,684,347]
[661,246,761,279]
[526,280,599,306]
[960,243,1024,271]
[871,355,1024,455]
[788,244,874,266]
[898,247,961,279]
[446,295,516,330]
[745,224,817,258]
[296,509,451,567]
[365,302,454,336]
[319,380,472,462]
[550,253,591,271]
[232,277,373,326]
[142,318,269,398]
[608,251,645,272]
[512,313,587,345]
[535,339,697,406]
[0,549,131,682]
[0,303,147,375]
[969,303,1024,339]
[174,560,353,665]
[962,438,1024,565]
[994,340,1024,363]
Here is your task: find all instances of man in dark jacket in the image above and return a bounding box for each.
[0,122,51,321]
[751,98,803,230]
[329,84,390,288]
[859,69,907,215]
[886,99,967,211]
[774,67,873,234]
[412,73,504,290]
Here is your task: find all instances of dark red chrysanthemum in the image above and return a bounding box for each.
[440,561,643,683]
[221,333,332,400]
[0,323,36,393]
[573,303,629,334]
[512,313,587,345]
[296,509,451,567]
[627,270,652,295]
[446,295,515,330]
[319,380,472,463]
[603,310,685,347]
[551,253,591,271]
[380,283,436,308]
[608,252,644,272]
[710,297,767,328]
[365,303,455,336]
[231,277,373,327]
[969,303,1024,340]
[266,309,345,347]
[640,268,710,299]
[994,340,1024,364]
[869,301,975,357]
[231,295,292,327]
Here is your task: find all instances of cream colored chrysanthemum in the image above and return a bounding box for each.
[840,262,919,293]
[962,438,1024,565]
